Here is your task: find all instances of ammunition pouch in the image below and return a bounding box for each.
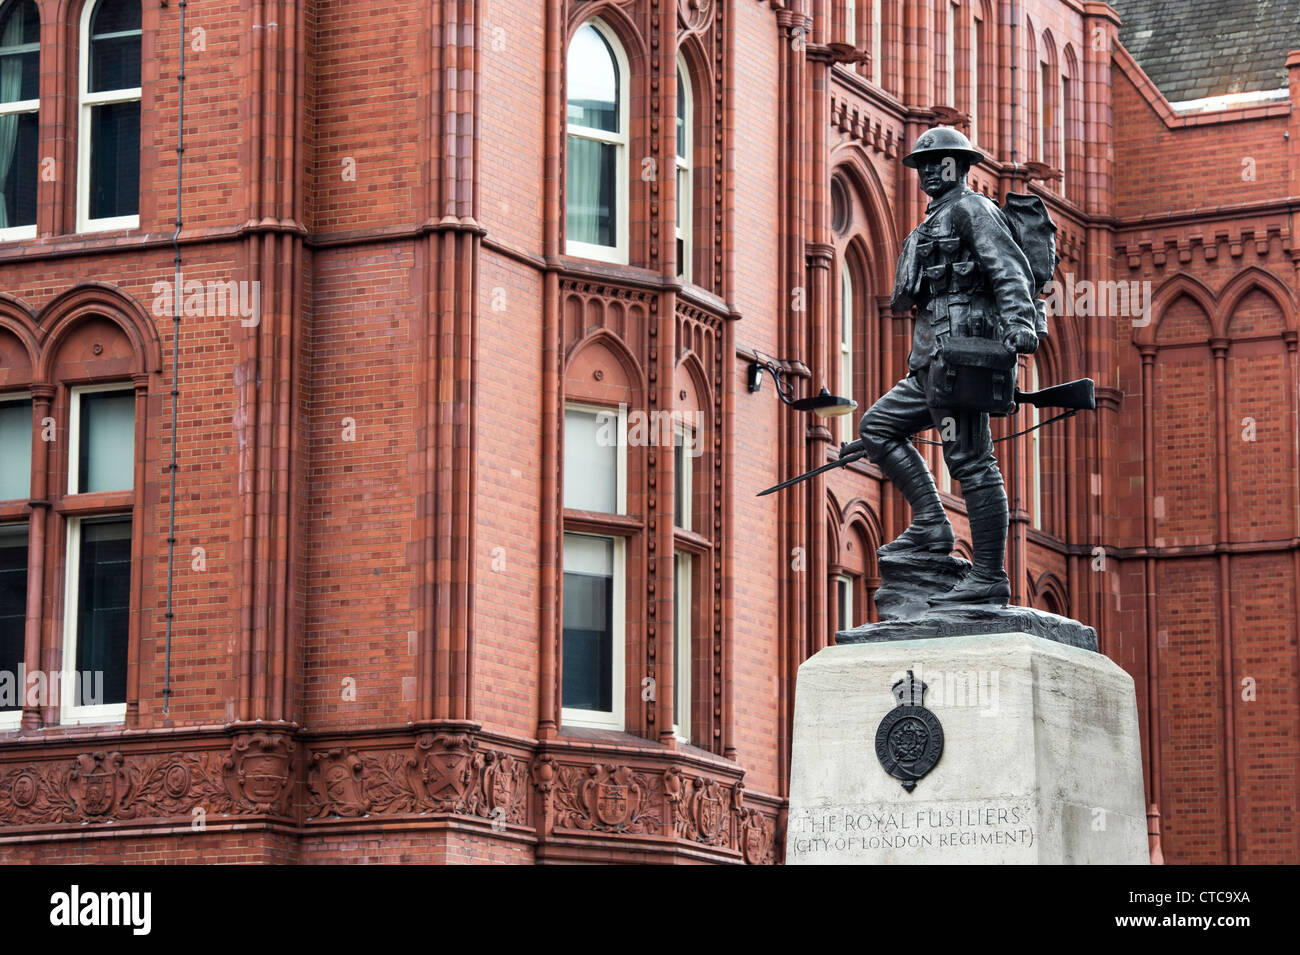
[926,335,1018,416]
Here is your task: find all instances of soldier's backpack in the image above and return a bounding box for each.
[1001,193,1059,339]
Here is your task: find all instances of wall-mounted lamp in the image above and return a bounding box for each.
[747,352,858,419]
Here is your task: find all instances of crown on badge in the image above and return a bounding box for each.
[891,670,928,707]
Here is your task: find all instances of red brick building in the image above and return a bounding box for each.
[0,0,1295,864]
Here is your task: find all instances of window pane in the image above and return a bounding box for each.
[674,431,690,529]
[89,0,141,93]
[566,24,618,132]
[674,552,690,730]
[78,390,134,493]
[562,534,613,713]
[89,100,140,220]
[75,517,131,707]
[0,0,40,103]
[564,407,617,513]
[676,68,687,159]
[837,578,852,632]
[0,398,30,499]
[0,524,25,711]
[841,263,853,345]
[0,111,37,228]
[565,135,616,248]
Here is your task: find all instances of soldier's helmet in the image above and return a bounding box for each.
[902,126,985,168]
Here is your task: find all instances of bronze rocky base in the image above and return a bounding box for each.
[855,549,1098,651]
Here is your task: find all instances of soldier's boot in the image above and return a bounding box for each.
[929,483,1011,606]
[875,443,955,556]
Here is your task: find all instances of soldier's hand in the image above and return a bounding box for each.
[1003,327,1038,354]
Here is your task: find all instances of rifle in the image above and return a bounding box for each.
[756,378,1095,497]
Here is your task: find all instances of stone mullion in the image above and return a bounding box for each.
[125,376,150,725]
[891,1,932,551]
[652,0,677,745]
[21,386,53,730]
[716,0,738,761]
[537,0,567,741]
[1080,4,1119,672]
[1211,339,1239,864]
[804,6,831,659]
[774,6,809,794]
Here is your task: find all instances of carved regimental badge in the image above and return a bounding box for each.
[875,670,944,793]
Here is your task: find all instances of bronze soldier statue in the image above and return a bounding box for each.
[856,126,1040,607]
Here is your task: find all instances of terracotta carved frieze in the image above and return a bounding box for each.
[0,730,781,863]
[664,766,729,846]
[0,735,294,826]
[304,733,529,826]
[223,733,296,814]
[550,763,664,834]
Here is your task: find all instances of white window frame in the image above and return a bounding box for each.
[1037,60,1048,162]
[674,421,693,532]
[68,382,135,496]
[675,56,693,283]
[673,550,691,743]
[59,515,129,725]
[970,12,981,143]
[835,573,853,634]
[77,0,141,234]
[0,521,27,729]
[1059,74,1068,196]
[61,382,134,726]
[0,0,38,242]
[845,0,857,45]
[565,19,629,265]
[0,389,32,500]
[560,531,626,731]
[839,261,854,445]
[870,0,882,85]
[945,1,957,105]
[564,400,626,516]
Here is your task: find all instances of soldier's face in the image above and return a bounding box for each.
[917,156,966,197]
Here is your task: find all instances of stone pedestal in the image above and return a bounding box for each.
[785,632,1149,864]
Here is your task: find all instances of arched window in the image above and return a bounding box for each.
[1029,357,1042,529]
[1062,46,1081,200]
[944,0,957,105]
[1039,32,1061,187]
[676,57,692,282]
[566,21,628,263]
[870,0,882,86]
[969,5,983,143]
[79,0,141,232]
[839,260,855,444]
[0,0,38,238]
